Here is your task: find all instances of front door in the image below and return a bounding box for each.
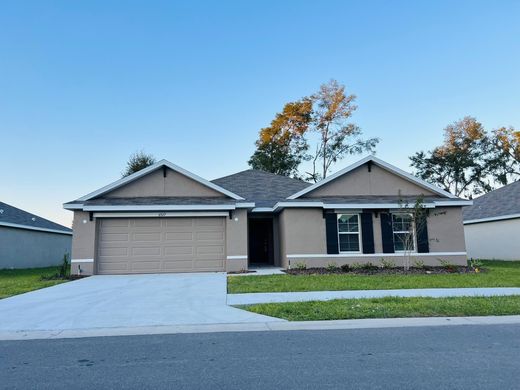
[248,218,274,265]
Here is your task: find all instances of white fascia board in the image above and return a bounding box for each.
[235,202,256,208]
[463,213,520,225]
[434,200,473,207]
[76,160,244,201]
[323,203,436,209]
[83,205,236,212]
[93,211,230,218]
[287,155,458,199]
[0,222,73,235]
[251,207,276,212]
[63,203,84,210]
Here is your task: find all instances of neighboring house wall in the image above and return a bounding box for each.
[278,206,467,268]
[70,211,96,275]
[304,164,436,197]
[464,218,520,260]
[104,168,223,198]
[0,226,71,269]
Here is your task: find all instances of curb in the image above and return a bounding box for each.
[1,315,520,341]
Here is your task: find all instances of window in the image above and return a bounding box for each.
[392,213,415,252]
[337,214,361,252]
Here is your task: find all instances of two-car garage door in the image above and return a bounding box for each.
[96,217,226,274]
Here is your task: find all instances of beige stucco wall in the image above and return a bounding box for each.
[277,206,468,268]
[464,218,520,260]
[225,209,248,272]
[70,211,96,275]
[427,207,466,252]
[103,168,223,198]
[304,164,436,197]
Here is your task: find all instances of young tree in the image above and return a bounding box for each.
[122,150,157,177]
[487,126,520,184]
[249,80,378,180]
[307,80,379,182]
[248,99,313,177]
[409,117,492,197]
[395,194,428,271]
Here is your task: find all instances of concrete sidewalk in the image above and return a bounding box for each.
[227,287,520,305]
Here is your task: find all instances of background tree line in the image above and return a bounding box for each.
[122,80,519,199]
[248,80,519,198]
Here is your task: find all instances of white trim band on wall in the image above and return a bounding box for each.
[71,259,94,263]
[286,252,467,259]
[226,255,248,260]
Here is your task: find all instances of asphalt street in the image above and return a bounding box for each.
[1,324,519,389]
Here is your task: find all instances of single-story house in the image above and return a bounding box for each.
[0,201,72,269]
[64,155,472,275]
[463,180,520,260]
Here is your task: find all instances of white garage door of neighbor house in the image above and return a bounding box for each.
[96,217,226,274]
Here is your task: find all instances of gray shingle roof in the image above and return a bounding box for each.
[463,181,520,221]
[0,201,72,233]
[211,170,311,207]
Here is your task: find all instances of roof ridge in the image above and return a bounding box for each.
[212,169,309,184]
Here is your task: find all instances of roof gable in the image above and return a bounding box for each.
[75,160,244,202]
[288,156,457,199]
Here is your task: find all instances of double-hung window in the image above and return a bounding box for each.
[392,213,415,252]
[337,214,361,253]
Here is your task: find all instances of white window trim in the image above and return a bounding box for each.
[391,212,416,253]
[337,213,362,254]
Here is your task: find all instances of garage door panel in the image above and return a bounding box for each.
[132,232,161,242]
[97,217,225,274]
[165,232,193,241]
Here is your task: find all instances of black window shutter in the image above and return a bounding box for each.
[325,213,339,254]
[380,212,395,253]
[416,213,429,253]
[360,212,375,254]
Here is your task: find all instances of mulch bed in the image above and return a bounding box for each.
[286,266,485,276]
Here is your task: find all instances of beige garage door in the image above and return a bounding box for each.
[96,217,226,274]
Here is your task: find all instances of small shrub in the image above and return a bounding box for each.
[340,263,351,272]
[412,259,425,269]
[293,262,307,271]
[362,262,378,271]
[326,262,339,271]
[438,259,456,272]
[351,262,363,270]
[380,258,396,269]
[58,253,70,278]
[469,258,484,272]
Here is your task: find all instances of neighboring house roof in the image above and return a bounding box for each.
[66,160,244,207]
[287,155,458,200]
[0,201,72,235]
[211,169,311,208]
[463,180,520,224]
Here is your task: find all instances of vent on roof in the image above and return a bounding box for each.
[0,209,3,214]
[31,217,36,221]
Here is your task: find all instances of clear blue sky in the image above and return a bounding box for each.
[1,0,519,227]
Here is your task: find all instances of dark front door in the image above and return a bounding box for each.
[248,218,274,265]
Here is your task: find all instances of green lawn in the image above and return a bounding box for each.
[228,261,520,293]
[0,266,69,299]
[240,295,520,321]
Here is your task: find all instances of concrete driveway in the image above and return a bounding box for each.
[0,273,279,332]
